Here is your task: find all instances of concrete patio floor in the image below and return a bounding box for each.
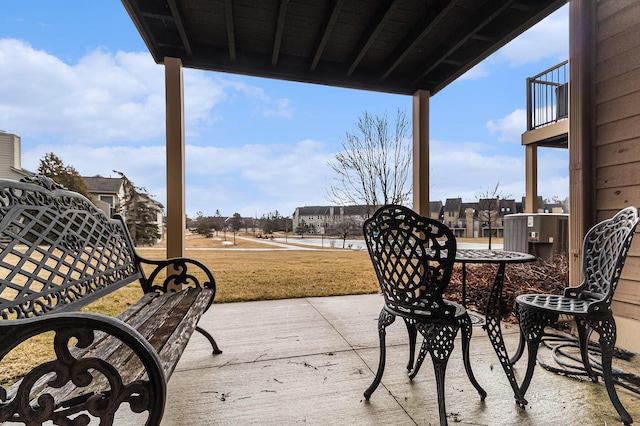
[153,294,639,425]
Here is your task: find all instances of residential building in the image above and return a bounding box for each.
[443,198,465,237]
[0,132,34,179]
[292,205,372,235]
[477,198,519,238]
[83,175,126,218]
[83,175,164,245]
[429,201,443,221]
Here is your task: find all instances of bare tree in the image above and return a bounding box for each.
[327,109,411,216]
[329,217,360,248]
[476,182,509,250]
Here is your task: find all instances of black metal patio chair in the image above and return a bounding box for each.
[362,205,486,426]
[515,206,639,425]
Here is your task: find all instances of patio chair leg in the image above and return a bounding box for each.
[516,307,557,400]
[575,318,598,381]
[589,316,633,425]
[404,318,418,372]
[409,336,428,381]
[459,314,486,400]
[417,322,457,426]
[364,309,395,400]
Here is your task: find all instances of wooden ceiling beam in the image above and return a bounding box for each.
[123,0,566,95]
[309,0,346,72]
[166,0,192,55]
[272,0,290,66]
[224,0,237,62]
[142,11,173,20]
[346,0,399,77]
[410,0,516,86]
[379,0,457,82]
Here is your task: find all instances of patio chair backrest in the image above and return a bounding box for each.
[363,205,456,317]
[569,206,639,311]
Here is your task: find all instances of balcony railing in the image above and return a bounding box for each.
[526,60,569,130]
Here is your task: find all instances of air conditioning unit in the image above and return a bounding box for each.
[504,213,569,260]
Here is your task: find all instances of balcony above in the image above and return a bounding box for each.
[522,60,569,148]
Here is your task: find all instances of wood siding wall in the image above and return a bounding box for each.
[0,133,24,180]
[595,0,640,321]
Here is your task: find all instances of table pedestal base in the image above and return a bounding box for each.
[483,262,528,407]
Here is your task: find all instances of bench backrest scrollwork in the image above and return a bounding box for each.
[0,176,142,319]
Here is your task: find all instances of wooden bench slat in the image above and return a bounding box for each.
[32,288,213,406]
[155,288,214,379]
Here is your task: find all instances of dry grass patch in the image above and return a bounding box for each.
[1,248,377,385]
[136,248,379,302]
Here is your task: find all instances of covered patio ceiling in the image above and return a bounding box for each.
[122,0,566,96]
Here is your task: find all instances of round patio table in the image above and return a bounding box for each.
[455,249,536,407]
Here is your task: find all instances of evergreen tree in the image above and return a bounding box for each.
[113,170,162,246]
[195,211,213,237]
[37,153,93,199]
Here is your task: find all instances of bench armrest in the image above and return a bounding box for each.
[137,256,217,295]
[0,312,166,425]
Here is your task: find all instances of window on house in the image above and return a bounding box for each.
[99,195,116,217]
[99,195,114,205]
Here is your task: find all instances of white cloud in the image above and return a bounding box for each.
[183,139,333,216]
[457,4,569,80]
[0,39,166,142]
[428,140,524,200]
[427,139,568,203]
[458,62,491,81]
[0,38,295,144]
[497,5,569,67]
[260,98,294,118]
[486,109,526,143]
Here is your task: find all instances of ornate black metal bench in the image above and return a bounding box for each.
[0,176,221,425]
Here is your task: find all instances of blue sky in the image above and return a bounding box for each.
[0,2,569,218]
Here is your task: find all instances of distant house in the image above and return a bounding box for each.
[443,198,465,237]
[0,132,34,179]
[83,175,126,218]
[429,201,443,221]
[292,205,373,235]
[522,195,567,213]
[461,202,479,238]
[477,198,519,238]
[83,175,164,244]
